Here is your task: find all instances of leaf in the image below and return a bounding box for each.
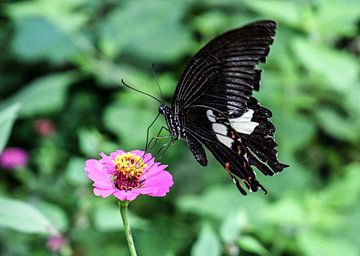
[99,0,193,62]
[342,204,360,246]
[315,108,359,142]
[78,129,118,157]
[1,72,78,117]
[0,104,20,152]
[78,129,103,157]
[297,231,358,256]
[274,110,316,154]
[239,236,269,256]
[177,185,268,224]
[345,82,360,115]
[11,17,80,63]
[36,201,68,232]
[220,212,247,243]
[93,200,148,232]
[65,157,89,186]
[0,197,56,235]
[6,0,88,32]
[320,163,360,209]
[293,38,358,91]
[315,0,360,39]
[264,196,306,227]
[191,223,221,256]
[240,0,302,27]
[103,101,162,148]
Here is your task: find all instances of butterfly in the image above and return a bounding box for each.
[156,20,288,195]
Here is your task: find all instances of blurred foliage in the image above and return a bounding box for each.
[0,0,359,255]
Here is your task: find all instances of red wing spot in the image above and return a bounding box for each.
[225,162,230,173]
[237,146,241,155]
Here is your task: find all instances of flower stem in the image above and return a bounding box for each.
[119,201,138,256]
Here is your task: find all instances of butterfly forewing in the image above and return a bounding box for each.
[172,20,276,117]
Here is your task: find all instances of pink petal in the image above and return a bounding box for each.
[99,153,116,174]
[109,150,125,161]
[144,171,173,187]
[141,171,173,197]
[85,159,113,189]
[130,150,145,158]
[94,187,115,197]
[113,190,139,201]
[141,164,168,180]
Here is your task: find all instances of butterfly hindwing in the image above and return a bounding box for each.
[184,103,286,194]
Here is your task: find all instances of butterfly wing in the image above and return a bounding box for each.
[172,20,288,193]
[184,98,288,194]
[172,20,276,117]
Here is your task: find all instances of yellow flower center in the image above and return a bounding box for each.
[113,153,147,190]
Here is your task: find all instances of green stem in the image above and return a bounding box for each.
[119,201,138,256]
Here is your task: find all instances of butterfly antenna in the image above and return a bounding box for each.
[121,79,162,104]
[151,64,164,103]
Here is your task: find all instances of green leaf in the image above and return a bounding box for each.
[293,38,358,91]
[320,163,360,209]
[0,104,20,152]
[12,17,80,63]
[1,72,78,117]
[274,110,316,154]
[191,223,221,256]
[78,129,103,157]
[93,200,148,232]
[239,236,269,256]
[240,0,302,27]
[315,0,360,39]
[65,157,89,186]
[103,101,162,148]
[264,196,306,227]
[36,201,68,232]
[99,0,193,62]
[6,0,88,32]
[298,231,358,256]
[177,185,268,224]
[342,204,360,246]
[345,82,360,115]
[220,212,247,243]
[315,108,359,142]
[0,197,56,235]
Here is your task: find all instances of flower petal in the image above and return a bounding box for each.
[113,190,139,201]
[141,171,173,197]
[94,187,115,198]
[141,164,168,180]
[85,159,113,189]
[99,152,116,174]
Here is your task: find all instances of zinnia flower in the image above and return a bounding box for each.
[84,150,173,201]
[46,234,66,252]
[34,118,56,136]
[0,147,28,169]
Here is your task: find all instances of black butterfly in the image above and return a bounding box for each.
[157,20,288,195]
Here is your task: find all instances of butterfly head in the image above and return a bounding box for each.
[159,104,170,115]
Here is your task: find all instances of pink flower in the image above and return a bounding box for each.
[46,234,66,252]
[34,118,56,136]
[0,147,28,169]
[84,150,173,201]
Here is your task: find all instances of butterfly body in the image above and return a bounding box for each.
[159,20,288,195]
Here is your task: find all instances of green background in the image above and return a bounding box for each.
[0,0,359,255]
